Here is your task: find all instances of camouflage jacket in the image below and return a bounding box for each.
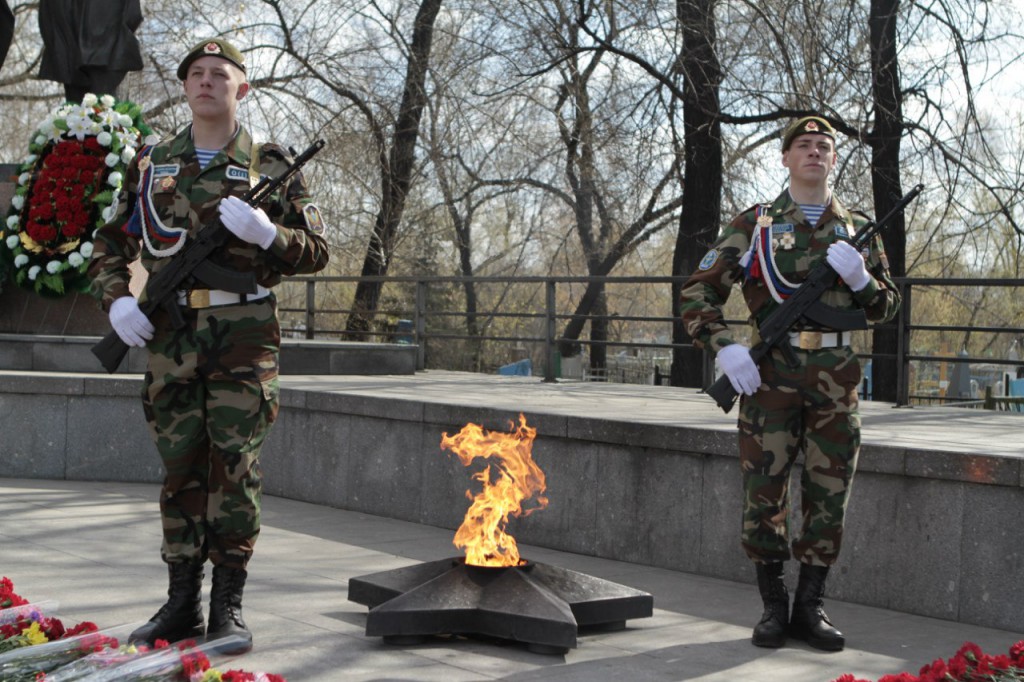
[679,189,900,353]
[88,124,329,311]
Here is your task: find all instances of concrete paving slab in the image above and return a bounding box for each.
[1,477,1020,682]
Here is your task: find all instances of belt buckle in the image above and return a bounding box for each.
[187,289,211,309]
[799,331,822,350]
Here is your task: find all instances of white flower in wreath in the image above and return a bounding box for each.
[67,116,92,141]
[18,172,29,186]
[14,254,28,268]
[115,129,135,148]
[121,147,136,163]
[118,113,133,128]
[46,260,62,274]
[97,131,113,147]
[34,134,46,146]
[100,94,116,108]
[28,265,41,280]
[11,194,24,210]
[99,110,120,128]
[80,242,94,258]
[6,215,19,229]
[82,93,99,108]
[101,204,117,222]
[68,252,85,267]
[105,152,120,168]
[23,154,36,165]
[6,234,19,249]
[107,171,123,188]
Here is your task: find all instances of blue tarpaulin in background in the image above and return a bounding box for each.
[497,358,532,376]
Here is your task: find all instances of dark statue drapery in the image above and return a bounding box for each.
[38,0,143,102]
[0,1,14,72]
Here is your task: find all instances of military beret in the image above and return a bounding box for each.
[177,37,246,81]
[782,116,837,150]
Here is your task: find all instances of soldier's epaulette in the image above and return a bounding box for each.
[259,143,292,162]
[850,209,873,228]
[733,204,768,230]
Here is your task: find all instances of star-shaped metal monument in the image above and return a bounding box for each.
[348,556,654,654]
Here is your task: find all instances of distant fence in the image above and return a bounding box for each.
[274,275,1024,407]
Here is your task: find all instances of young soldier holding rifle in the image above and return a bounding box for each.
[680,116,904,651]
[88,37,329,654]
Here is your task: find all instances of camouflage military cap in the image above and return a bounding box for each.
[177,37,246,81]
[782,116,836,150]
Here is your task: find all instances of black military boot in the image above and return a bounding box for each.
[752,561,789,648]
[207,565,253,654]
[129,561,205,645]
[789,562,845,651]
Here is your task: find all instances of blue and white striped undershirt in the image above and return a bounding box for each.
[195,148,218,169]
[798,203,826,226]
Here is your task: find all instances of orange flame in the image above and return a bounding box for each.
[440,414,548,567]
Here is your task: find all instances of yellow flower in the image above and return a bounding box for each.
[21,621,48,645]
[202,670,223,681]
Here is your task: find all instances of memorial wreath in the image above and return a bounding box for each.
[1,93,153,298]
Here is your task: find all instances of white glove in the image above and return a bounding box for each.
[109,296,154,348]
[717,343,761,396]
[827,241,871,292]
[218,196,277,249]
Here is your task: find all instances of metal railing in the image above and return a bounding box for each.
[275,274,1024,407]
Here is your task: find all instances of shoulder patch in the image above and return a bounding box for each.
[698,249,719,271]
[303,203,325,234]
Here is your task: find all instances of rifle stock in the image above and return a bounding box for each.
[91,139,325,373]
[704,183,924,414]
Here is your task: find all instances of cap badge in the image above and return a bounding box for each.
[204,42,222,55]
[805,120,819,132]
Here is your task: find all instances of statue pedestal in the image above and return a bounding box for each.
[0,164,110,335]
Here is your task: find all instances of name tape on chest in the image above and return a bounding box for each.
[226,165,250,182]
[152,164,180,179]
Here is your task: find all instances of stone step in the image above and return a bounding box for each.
[0,332,417,375]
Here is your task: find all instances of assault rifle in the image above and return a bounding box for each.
[706,183,924,414]
[91,139,326,373]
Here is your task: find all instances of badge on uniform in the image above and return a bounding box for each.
[158,176,177,192]
[137,156,151,173]
[152,164,179,178]
[226,165,250,182]
[834,224,849,238]
[771,223,795,250]
[698,249,719,270]
[756,214,773,228]
[303,203,325,233]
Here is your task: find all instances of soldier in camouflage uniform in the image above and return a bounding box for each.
[88,37,329,654]
[679,116,900,652]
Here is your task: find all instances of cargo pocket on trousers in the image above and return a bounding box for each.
[259,375,281,426]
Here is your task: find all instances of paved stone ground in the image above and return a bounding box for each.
[1,477,1020,682]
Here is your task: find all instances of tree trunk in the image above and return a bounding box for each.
[671,0,722,388]
[345,0,443,337]
[868,0,904,402]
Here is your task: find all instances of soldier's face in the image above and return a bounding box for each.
[782,134,837,185]
[183,56,249,121]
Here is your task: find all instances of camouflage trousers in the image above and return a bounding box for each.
[142,296,280,570]
[737,344,862,567]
